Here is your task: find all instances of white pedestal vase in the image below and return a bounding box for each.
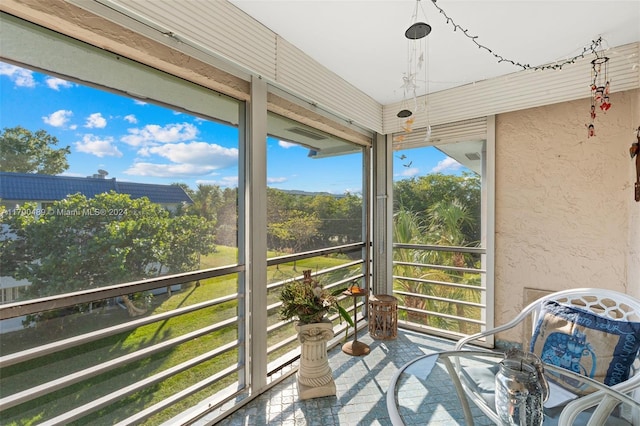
[295,320,336,400]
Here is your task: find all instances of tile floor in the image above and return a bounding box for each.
[212,328,472,426]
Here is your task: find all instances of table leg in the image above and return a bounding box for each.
[341,295,370,356]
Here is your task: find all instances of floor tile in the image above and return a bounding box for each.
[216,328,461,425]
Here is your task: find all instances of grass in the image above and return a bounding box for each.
[0,246,358,425]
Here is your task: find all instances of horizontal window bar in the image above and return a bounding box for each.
[266,242,365,266]
[38,341,239,426]
[267,261,363,292]
[393,275,486,292]
[394,261,485,274]
[399,305,485,326]
[393,290,485,309]
[393,243,485,254]
[0,293,239,366]
[115,363,241,426]
[0,317,239,410]
[0,264,244,320]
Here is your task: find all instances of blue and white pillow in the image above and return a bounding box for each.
[530,300,640,394]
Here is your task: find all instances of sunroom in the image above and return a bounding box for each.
[0,1,638,425]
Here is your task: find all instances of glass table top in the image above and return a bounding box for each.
[387,350,640,426]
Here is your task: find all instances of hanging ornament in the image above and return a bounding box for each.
[397,0,431,119]
[402,117,415,133]
[587,55,611,137]
[397,109,412,118]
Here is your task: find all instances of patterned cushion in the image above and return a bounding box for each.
[530,300,640,395]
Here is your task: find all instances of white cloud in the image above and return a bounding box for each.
[124,162,218,177]
[121,123,199,147]
[0,63,35,87]
[278,140,298,149]
[219,176,239,187]
[137,147,152,157]
[43,109,73,127]
[84,112,107,129]
[124,114,137,124]
[400,167,420,177]
[196,176,238,188]
[133,99,147,106]
[46,77,73,90]
[342,189,362,196]
[431,157,462,173]
[75,134,123,158]
[268,177,287,184]
[147,142,237,167]
[126,140,237,179]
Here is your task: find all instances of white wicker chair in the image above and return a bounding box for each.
[455,288,640,425]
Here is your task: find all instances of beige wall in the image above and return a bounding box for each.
[494,88,640,342]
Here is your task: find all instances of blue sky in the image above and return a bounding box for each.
[1,61,466,194]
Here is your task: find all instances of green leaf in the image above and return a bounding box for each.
[336,304,354,327]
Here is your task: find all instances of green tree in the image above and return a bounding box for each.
[0,126,70,174]
[393,200,481,334]
[425,199,476,266]
[268,210,321,253]
[392,209,433,324]
[190,183,222,221]
[267,189,362,252]
[171,183,237,247]
[424,199,480,333]
[394,172,480,243]
[309,192,362,246]
[266,188,297,251]
[0,192,216,300]
[215,187,238,247]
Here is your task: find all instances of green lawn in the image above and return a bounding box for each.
[0,246,358,425]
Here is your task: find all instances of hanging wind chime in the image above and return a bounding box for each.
[394,0,431,144]
[587,54,611,137]
[391,1,609,143]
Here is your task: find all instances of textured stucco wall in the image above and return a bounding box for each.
[494,88,640,342]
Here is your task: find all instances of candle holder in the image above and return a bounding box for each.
[495,349,549,425]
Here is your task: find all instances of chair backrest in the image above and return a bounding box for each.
[456,287,640,420]
[527,288,640,334]
[525,288,640,397]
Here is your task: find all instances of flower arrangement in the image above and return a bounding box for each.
[279,270,354,327]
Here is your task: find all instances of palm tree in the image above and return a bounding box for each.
[191,184,222,221]
[393,210,432,324]
[425,199,480,334]
[393,200,482,334]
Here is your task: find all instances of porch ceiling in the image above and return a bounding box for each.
[229,0,640,105]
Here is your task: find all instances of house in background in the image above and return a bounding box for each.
[0,171,193,307]
[0,170,193,214]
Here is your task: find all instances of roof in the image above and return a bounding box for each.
[0,172,193,205]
